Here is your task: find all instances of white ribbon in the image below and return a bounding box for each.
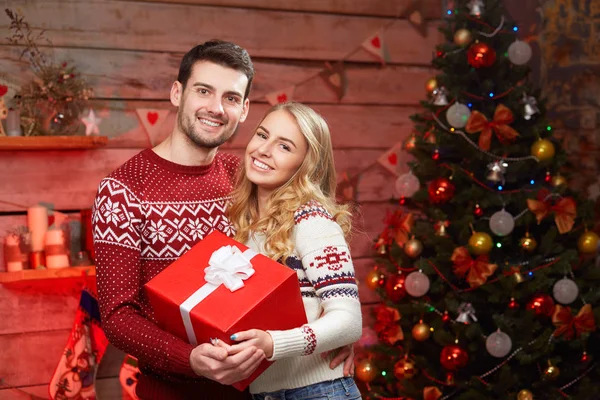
[179,245,258,345]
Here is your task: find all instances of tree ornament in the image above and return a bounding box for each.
[453,29,472,47]
[468,231,493,255]
[405,270,430,297]
[404,134,417,151]
[385,273,407,302]
[544,170,552,182]
[442,311,451,323]
[511,267,525,284]
[394,357,417,379]
[517,389,534,400]
[519,232,537,252]
[425,77,438,94]
[553,277,579,305]
[467,42,496,68]
[446,102,471,128]
[551,174,567,187]
[489,208,515,236]
[466,0,484,17]
[486,330,512,358]
[434,220,450,236]
[404,238,423,258]
[531,139,555,161]
[396,171,420,198]
[577,230,599,254]
[366,268,386,290]
[428,177,455,204]
[431,148,440,161]
[412,321,431,341]
[375,237,387,255]
[432,86,449,106]
[486,160,508,184]
[526,294,555,317]
[508,297,519,309]
[521,94,540,120]
[508,39,532,65]
[465,104,519,151]
[542,361,560,381]
[355,358,378,382]
[474,203,484,217]
[440,345,469,371]
[456,303,477,324]
[581,351,589,363]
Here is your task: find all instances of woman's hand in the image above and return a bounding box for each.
[229,329,274,359]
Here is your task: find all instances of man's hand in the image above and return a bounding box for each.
[321,344,354,376]
[189,341,265,385]
[228,329,274,359]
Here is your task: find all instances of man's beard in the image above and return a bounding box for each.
[178,112,235,149]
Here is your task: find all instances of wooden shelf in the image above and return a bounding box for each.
[0,136,108,150]
[0,266,95,283]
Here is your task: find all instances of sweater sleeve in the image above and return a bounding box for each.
[92,178,196,378]
[267,203,362,360]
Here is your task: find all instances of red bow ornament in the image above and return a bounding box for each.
[552,304,596,340]
[527,189,576,234]
[424,386,443,400]
[451,247,497,287]
[465,104,519,151]
[383,210,414,246]
[374,304,404,345]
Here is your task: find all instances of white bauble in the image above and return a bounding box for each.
[508,40,532,65]
[489,209,515,236]
[486,330,512,358]
[553,278,579,305]
[446,102,471,128]
[405,271,430,297]
[395,171,420,198]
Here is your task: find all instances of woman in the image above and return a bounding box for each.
[226,102,363,400]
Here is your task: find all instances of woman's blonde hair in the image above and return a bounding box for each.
[228,102,352,263]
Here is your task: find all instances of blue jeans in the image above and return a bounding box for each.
[251,377,362,400]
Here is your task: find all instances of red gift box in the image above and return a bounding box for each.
[145,230,307,391]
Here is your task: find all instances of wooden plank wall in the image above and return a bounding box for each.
[0,0,442,397]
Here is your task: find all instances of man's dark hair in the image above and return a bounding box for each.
[177,40,255,99]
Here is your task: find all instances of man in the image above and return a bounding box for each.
[92,40,352,400]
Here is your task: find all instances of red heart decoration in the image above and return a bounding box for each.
[147,111,159,125]
[388,152,398,165]
[277,93,288,103]
[0,85,8,97]
[371,36,381,49]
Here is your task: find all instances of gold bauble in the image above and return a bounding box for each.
[393,357,417,380]
[365,268,385,290]
[519,233,537,252]
[468,232,493,255]
[517,389,534,400]
[551,174,567,187]
[404,238,423,258]
[577,231,600,254]
[425,77,438,94]
[355,359,378,383]
[453,29,473,47]
[403,135,417,151]
[543,362,560,381]
[531,139,555,162]
[412,321,431,341]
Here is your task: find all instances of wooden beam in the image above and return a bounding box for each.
[0,1,441,64]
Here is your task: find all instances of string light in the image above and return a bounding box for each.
[496,242,502,248]
[513,26,518,32]
[467,103,473,107]
[447,9,453,15]
[530,179,535,184]
[547,125,552,131]
[489,92,494,97]
[498,185,503,190]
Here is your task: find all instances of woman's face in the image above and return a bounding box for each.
[244,109,308,196]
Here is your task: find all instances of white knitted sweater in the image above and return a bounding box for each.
[246,200,362,394]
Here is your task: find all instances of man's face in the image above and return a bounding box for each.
[171,61,250,148]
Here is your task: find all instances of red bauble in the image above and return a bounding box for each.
[428,178,455,204]
[474,203,484,217]
[508,297,519,309]
[440,345,469,371]
[442,311,451,323]
[526,294,555,317]
[467,42,496,68]
[385,274,407,302]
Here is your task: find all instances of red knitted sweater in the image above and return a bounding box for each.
[92,149,250,400]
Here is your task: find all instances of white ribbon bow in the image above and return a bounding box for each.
[204,245,256,292]
[179,245,258,345]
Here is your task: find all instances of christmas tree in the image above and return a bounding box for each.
[359,1,600,399]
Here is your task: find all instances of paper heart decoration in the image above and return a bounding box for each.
[0,85,7,97]
[371,36,381,49]
[147,111,159,125]
[388,153,398,165]
[277,93,288,103]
